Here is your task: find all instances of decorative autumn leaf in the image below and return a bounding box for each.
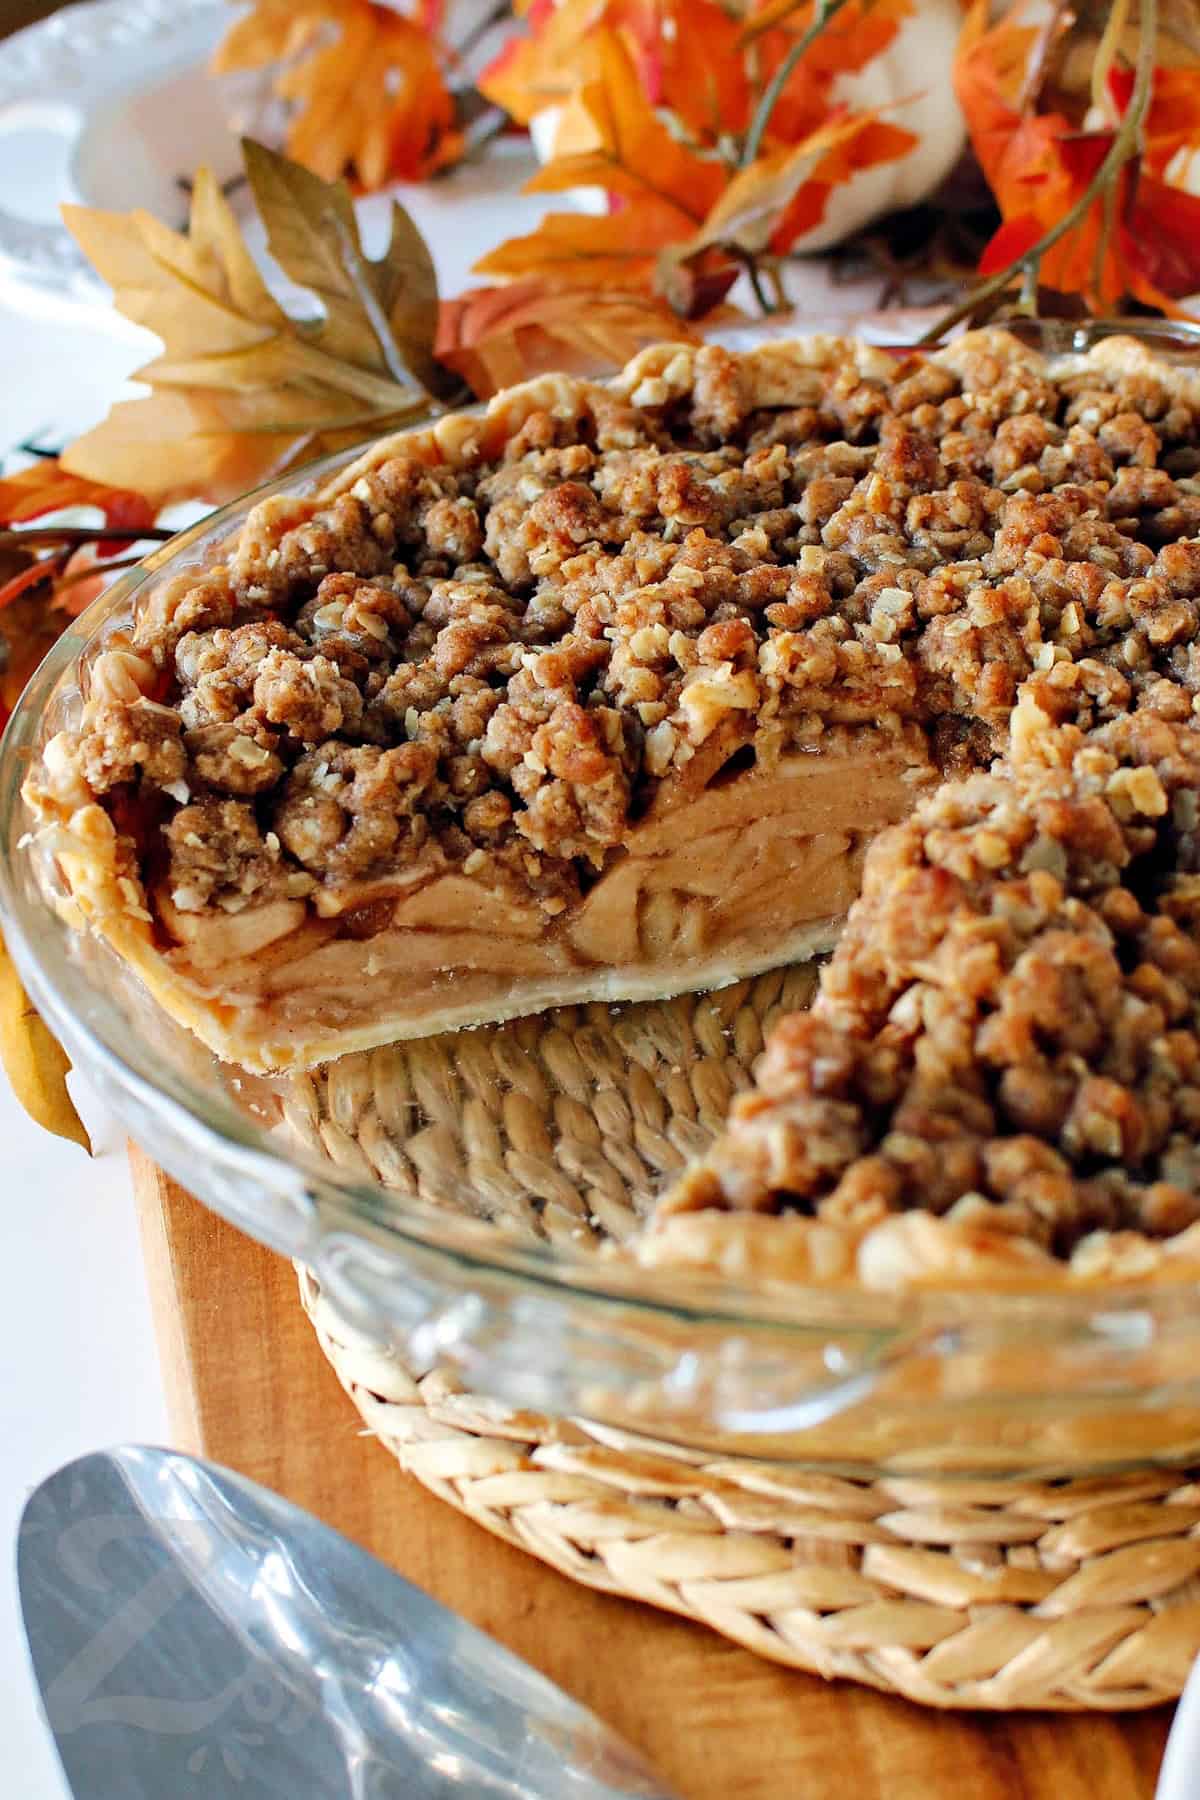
[0,462,154,538]
[523,32,727,228]
[1106,64,1200,180]
[1122,173,1200,309]
[616,0,752,141]
[956,2,1200,316]
[482,7,923,318]
[0,536,93,1152]
[0,926,89,1152]
[742,0,908,48]
[664,111,915,273]
[656,246,742,321]
[436,281,709,397]
[1042,0,1200,113]
[0,464,162,715]
[484,0,912,154]
[771,115,917,249]
[60,151,447,506]
[475,205,698,291]
[748,0,916,149]
[479,0,601,126]
[240,140,449,396]
[482,0,751,143]
[482,30,733,294]
[212,0,460,189]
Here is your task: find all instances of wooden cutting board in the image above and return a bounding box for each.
[130,1146,1172,1800]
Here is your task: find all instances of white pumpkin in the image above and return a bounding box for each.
[530,0,968,249]
[793,0,968,248]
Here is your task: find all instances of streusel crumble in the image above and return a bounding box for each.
[25,328,1200,1194]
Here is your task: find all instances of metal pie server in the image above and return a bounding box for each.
[18,1446,677,1799]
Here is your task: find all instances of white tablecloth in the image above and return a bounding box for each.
[0,294,168,1799]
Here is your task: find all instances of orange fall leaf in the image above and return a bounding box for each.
[436,281,707,397]
[0,461,155,535]
[958,4,1200,313]
[748,0,915,148]
[475,206,682,290]
[212,0,460,188]
[523,31,726,227]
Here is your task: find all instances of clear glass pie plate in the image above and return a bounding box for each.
[6,319,1200,1480]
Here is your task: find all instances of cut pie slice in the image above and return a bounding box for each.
[644,691,1200,1292]
[24,329,1200,1074]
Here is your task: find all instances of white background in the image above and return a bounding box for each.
[0,295,169,1799]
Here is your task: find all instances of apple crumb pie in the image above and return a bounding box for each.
[25,317,1200,1189]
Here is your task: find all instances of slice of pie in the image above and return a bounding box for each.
[642,688,1200,1292]
[25,328,1200,1073]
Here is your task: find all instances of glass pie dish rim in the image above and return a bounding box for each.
[5,314,1200,1452]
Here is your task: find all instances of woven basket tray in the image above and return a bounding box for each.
[290,971,1200,1710]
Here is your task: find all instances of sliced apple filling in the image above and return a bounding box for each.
[148,732,931,1065]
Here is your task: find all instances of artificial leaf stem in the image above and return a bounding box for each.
[453,0,511,66]
[1092,0,1134,112]
[741,0,856,166]
[745,256,773,313]
[52,556,144,594]
[921,0,1160,342]
[328,211,440,402]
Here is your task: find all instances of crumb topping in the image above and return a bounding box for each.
[660,689,1200,1264]
[49,335,1200,929]
[32,330,1200,1275]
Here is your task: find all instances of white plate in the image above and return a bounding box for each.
[0,0,551,319]
[0,0,262,308]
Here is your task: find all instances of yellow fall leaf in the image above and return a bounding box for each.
[60,151,443,506]
[0,934,89,1153]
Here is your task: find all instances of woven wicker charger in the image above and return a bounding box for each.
[290,966,1200,1710]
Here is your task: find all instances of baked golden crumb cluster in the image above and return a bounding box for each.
[52,334,1200,926]
[660,684,1200,1277]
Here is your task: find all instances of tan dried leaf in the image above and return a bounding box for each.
[60,153,443,505]
[0,934,89,1153]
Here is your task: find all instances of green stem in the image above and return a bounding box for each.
[1092,165,1121,301]
[920,0,1159,343]
[452,108,509,172]
[746,258,774,314]
[740,0,856,168]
